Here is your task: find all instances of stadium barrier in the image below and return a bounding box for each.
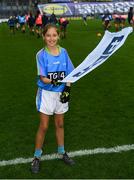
[0,19,8,23]
[38,1,134,17]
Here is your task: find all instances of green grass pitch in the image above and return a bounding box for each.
[0,19,134,178]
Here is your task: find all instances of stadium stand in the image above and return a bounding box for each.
[0,0,131,18]
[0,1,48,18]
[0,0,43,18]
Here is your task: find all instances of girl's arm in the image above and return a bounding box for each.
[40,76,51,84]
[40,76,71,86]
[40,76,62,86]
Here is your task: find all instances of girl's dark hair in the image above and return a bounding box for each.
[42,23,59,36]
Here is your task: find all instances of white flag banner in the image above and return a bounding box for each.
[61,27,133,83]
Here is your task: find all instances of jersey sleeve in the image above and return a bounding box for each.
[36,51,47,77]
[64,49,74,76]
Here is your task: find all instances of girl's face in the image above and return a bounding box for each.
[43,27,59,48]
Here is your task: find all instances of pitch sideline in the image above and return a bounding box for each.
[0,144,134,167]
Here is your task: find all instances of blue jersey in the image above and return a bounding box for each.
[18,15,26,24]
[36,47,74,92]
[8,18,15,27]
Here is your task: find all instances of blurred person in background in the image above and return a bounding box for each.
[120,14,127,29]
[18,13,26,33]
[82,13,87,26]
[42,12,49,28]
[49,13,58,25]
[128,7,134,28]
[59,16,69,39]
[113,14,121,32]
[35,10,42,38]
[101,13,112,30]
[8,16,15,34]
[27,12,35,35]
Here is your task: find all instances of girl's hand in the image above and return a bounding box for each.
[51,79,62,86]
[60,86,71,103]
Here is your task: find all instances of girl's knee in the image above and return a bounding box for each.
[55,114,64,129]
[55,122,64,129]
[58,124,64,129]
[39,123,48,132]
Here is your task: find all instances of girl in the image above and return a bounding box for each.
[31,24,75,173]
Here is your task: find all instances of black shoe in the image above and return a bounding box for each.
[62,152,75,166]
[31,157,40,173]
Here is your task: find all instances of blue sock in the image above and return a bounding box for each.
[34,149,42,158]
[58,146,65,154]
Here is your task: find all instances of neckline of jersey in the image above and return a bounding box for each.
[45,45,62,56]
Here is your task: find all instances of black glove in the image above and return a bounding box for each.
[51,79,62,86]
[60,86,71,103]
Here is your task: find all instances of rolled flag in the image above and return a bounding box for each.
[60,27,133,83]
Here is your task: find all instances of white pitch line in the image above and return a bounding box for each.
[0,144,134,167]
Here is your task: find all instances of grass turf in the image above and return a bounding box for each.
[0,19,134,178]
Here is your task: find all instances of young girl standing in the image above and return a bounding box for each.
[31,24,75,173]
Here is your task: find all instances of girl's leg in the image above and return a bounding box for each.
[34,112,49,155]
[31,113,49,173]
[54,113,75,165]
[54,113,65,153]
